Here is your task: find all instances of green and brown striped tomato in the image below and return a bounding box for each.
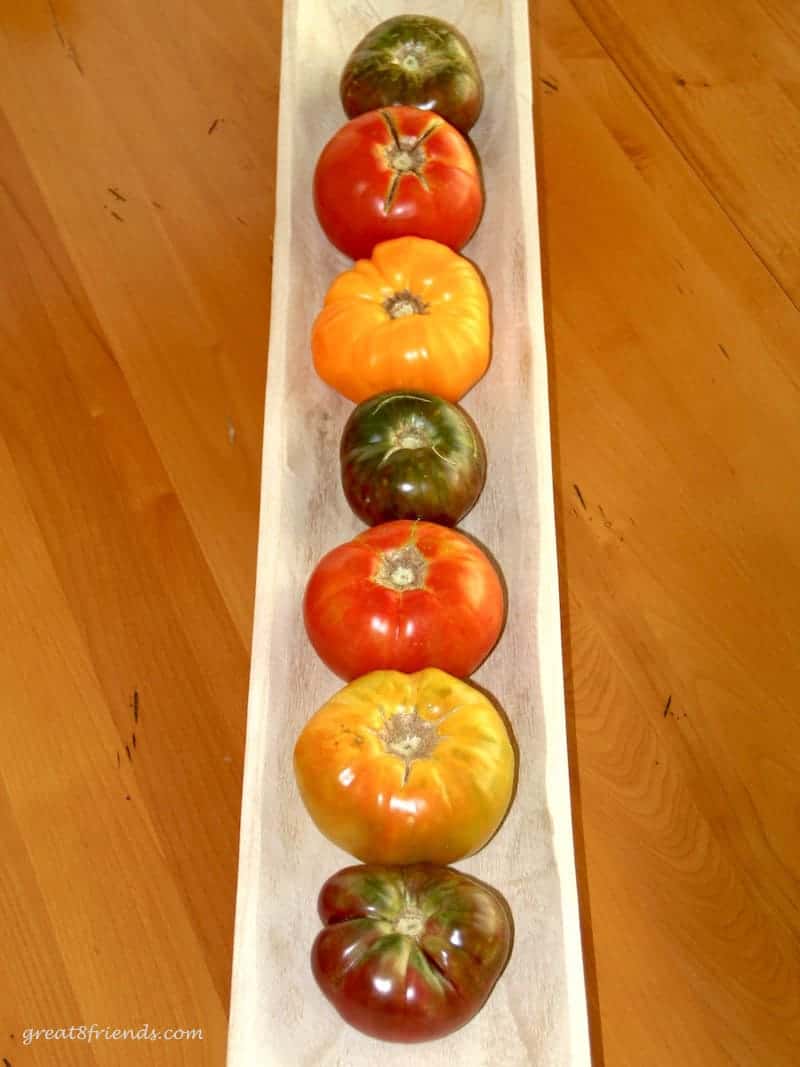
[312,863,513,1042]
[340,390,487,526]
[340,15,484,134]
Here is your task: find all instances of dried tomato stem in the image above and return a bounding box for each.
[377,708,439,786]
[373,545,428,590]
[383,289,429,318]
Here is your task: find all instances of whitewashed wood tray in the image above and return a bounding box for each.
[227,2,591,1063]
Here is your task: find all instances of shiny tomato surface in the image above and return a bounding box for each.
[312,236,491,404]
[340,389,487,526]
[313,106,483,260]
[340,15,483,133]
[293,668,515,864]
[312,863,513,1042]
[303,519,504,679]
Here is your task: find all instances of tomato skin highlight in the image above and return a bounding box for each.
[311,863,512,1042]
[313,106,483,261]
[303,519,504,680]
[312,237,491,405]
[293,669,515,865]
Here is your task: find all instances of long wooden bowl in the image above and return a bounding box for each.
[227,2,591,1063]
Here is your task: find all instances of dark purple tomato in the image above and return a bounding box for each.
[340,15,483,135]
[311,863,513,1043]
[340,390,487,527]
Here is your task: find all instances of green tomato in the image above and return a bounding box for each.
[340,390,487,527]
[340,15,484,134]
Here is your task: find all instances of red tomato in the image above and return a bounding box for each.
[303,520,504,679]
[313,106,483,260]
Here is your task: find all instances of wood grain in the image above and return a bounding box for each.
[534,1,800,1063]
[1,1,799,1065]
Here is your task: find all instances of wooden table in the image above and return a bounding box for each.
[1,2,798,1064]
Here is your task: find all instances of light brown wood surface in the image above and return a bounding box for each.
[0,1,797,1065]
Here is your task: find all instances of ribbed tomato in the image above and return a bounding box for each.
[303,520,504,680]
[293,668,515,864]
[312,236,490,404]
[312,863,513,1042]
[313,106,483,260]
[340,389,487,526]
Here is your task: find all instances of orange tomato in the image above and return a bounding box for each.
[311,237,491,404]
[293,668,515,865]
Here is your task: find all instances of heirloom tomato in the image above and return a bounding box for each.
[293,668,515,865]
[313,106,483,260]
[312,863,512,1042]
[340,15,483,134]
[312,236,490,404]
[303,519,504,680]
[340,389,486,526]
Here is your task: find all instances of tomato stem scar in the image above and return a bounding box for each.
[379,111,441,215]
[377,707,439,786]
[380,109,402,149]
[394,905,426,937]
[410,121,442,152]
[383,289,429,318]
[373,545,428,591]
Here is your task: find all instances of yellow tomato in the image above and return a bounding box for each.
[293,668,515,865]
[311,237,491,403]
